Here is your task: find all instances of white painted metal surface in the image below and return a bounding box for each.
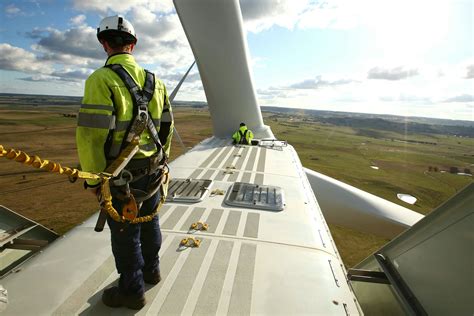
[0,285,7,313]
[305,168,424,238]
[1,138,362,315]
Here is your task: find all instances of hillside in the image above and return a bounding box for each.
[263,107,474,137]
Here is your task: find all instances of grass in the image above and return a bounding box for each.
[168,108,213,161]
[267,116,472,215]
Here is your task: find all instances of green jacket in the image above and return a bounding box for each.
[76,53,173,185]
[232,126,254,145]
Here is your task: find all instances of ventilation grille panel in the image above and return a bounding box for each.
[224,182,284,211]
[166,178,213,203]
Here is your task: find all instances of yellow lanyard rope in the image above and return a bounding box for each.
[0,144,87,179]
[0,144,166,223]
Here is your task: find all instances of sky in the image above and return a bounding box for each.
[0,0,472,121]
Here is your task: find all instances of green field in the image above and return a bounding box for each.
[266,113,473,215]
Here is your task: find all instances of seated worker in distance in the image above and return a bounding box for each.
[232,122,254,145]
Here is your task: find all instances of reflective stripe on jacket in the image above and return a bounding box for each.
[232,126,254,144]
[76,53,173,185]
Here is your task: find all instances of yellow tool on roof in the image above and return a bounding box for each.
[190,221,209,231]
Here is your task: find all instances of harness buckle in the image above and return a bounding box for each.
[111,169,133,187]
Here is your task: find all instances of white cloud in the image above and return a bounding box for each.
[444,94,474,103]
[125,11,194,71]
[0,43,52,73]
[132,9,183,42]
[256,74,360,103]
[379,94,433,104]
[19,74,60,82]
[466,65,474,79]
[72,0,174,14]
[257,87,472,121]
[240,0,309,32]
[289,76,356,89]
[368,67,419,81]
[1,2,194,92]
[5,4,22,16]
[161,72,200,83]
[237,0,451,43]
[51,68,94,81]
[72,0,148,13]
[23,9,192,72]
[239,0,452,70]
[32,26,103,60]
[369,0,450,58]
[70,14,87,27]
[129,8,191,64]
[257,87,290,100]
[297,0,362,30]
[255,62,474,121]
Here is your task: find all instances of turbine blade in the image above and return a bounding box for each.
[169,61,196,103]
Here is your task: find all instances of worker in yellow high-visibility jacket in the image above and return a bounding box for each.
[232,122,254,145]
[76,15,173,310]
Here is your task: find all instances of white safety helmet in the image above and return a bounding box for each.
[97,15,137,44]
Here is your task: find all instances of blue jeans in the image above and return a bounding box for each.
[106,173,162,296]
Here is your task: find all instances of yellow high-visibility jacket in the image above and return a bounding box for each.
[76,53,173,185]
[232,126,254,145]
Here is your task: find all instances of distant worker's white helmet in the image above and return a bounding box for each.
[97,15,137,44]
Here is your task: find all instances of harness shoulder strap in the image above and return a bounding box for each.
[142,70,155,102]
[105,64,164,160]
[142,70,166,160]
[242,129,248,144]
[106,64,143,106]
[238,129,248,144]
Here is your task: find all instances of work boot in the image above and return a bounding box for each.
[101,286,146,310]
[143,270,161,285]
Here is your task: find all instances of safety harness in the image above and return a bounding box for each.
[99,64,170,226]
[105,64,164,161]
[239,129,249,145]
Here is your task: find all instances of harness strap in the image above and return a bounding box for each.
[106,64,153,109]
[239,129,248,144]
[105,64,165,161]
